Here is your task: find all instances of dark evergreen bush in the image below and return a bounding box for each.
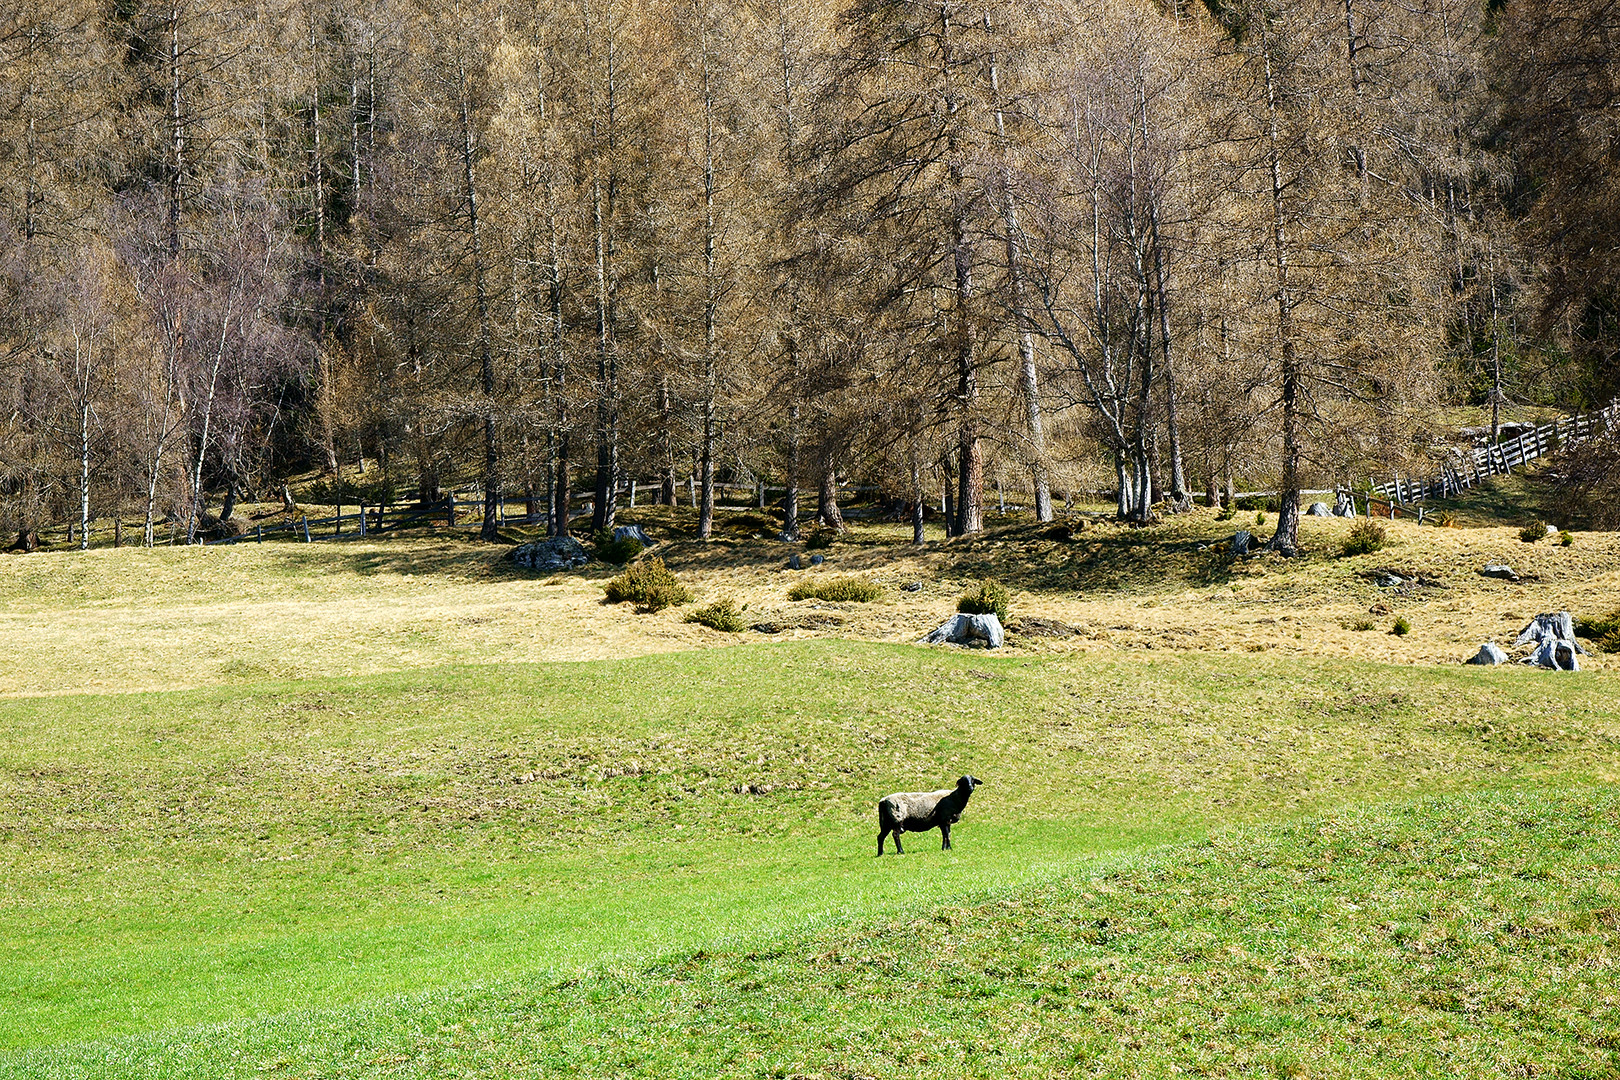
[957,579,1011,622]
[1341,520,1386,557]
[685,598,746,632]
[604,558,691,612]
[787,576,881,603]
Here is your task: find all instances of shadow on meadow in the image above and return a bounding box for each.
[1421,462,1577,529]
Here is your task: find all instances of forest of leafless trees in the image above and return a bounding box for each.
[2,0,1617,550]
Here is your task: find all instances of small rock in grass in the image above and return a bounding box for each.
[1308,501,1331,517]
[1231,530,1254,556]
[1480,564,1519,581]
[809,554,825,566]
[1466,642,1509,666]
[785,554,802,571]
[901,581,924,592]
[614,524,653,546]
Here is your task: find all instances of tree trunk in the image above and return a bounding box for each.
[455,60,500,543]
[587,8,620,536]
[79,398,91,550]
[1148,197,1189,510]
[817,455,844,532]
[911,450,926,545]
[986,23,1051,522]
[940,3,982,536]
[696,33,719,541]
[657,374,676,504]
[1261,34,1301,556]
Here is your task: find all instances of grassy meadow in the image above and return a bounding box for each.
[3,503,1619,1076]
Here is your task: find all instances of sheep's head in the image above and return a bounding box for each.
[958,775,982,791]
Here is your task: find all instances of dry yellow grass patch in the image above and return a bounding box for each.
[6,508,1617,696]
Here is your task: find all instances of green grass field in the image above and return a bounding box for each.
[4,626,1619,1076]
[5,511,1620,1077]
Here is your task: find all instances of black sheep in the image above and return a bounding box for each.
[876,775,981,855]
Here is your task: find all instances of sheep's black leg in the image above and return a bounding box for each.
[877,827,889,856]
[940,822,951,850]
[893,831,904,855]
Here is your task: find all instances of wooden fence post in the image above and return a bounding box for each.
[302,517,312,543]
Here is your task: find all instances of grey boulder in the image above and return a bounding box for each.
[509,536,592,571]
[922,613,1004,649]
[1231,530,1255,556]
[1308,501,1332,517]
[1479,563,1519,581]
[785,554,802,570]
[1466,642,1509,666]
[809,554,825,566]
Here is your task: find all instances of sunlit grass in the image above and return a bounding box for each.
[2,641,1617,1055]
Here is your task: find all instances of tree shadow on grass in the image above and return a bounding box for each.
[258,532,553,584]
[936,518,1235,595]
[1420,463,1577,529]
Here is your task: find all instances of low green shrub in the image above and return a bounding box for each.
[1215,504,1236,521]
[594,528,645,565]
[604,557,691,612]
[1255,511,1267,527]
[803,529,835,551]
[1342,520,1387,557]
[1519,522,1547,543]
[1560,530,1573,547]
[685,597,746,632]
[787,575,882,603]
[1575,609,1620,652]
[1349,618,1375,632]
[957,579,1011,622]
[1391,616,1411,636]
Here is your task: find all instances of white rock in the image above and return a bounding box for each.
[1466,642,1509,665]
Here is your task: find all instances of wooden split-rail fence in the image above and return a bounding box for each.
[1367,400,1619,510]
[202,476,810,546]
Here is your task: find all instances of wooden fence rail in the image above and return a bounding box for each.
[1368,400,1618,507]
